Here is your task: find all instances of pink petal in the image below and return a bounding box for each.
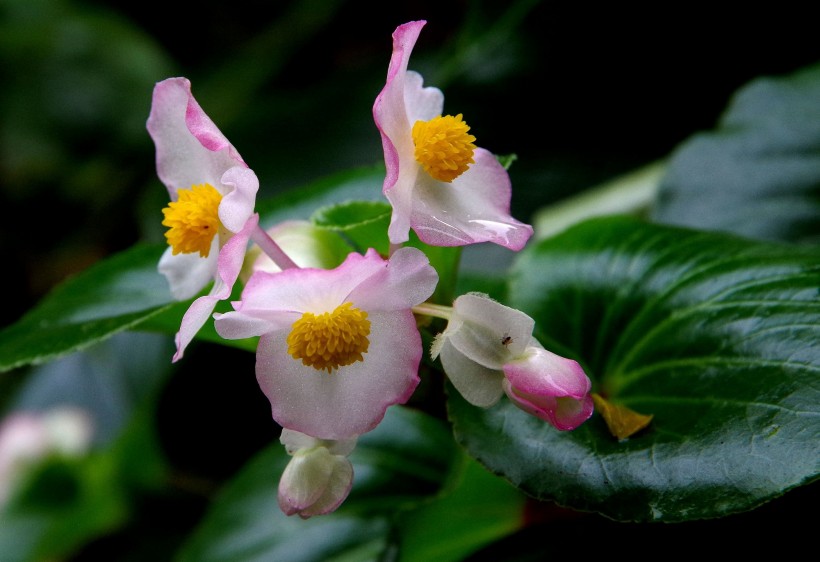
[348,247,438,311]
[503,380,594,431]
[502,345,591,399]
[218,166,259,234]
[231,250,386,318]
[146,77,247,199]
[501,344,594,430]
[214,251,386,340]
[373,21,432,245]
[172,214,259,362]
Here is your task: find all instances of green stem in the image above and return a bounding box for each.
[413,302,454,321]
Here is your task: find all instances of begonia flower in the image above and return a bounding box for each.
[277,428,356,518]
[214,247,438,440]
[147,77,260,362]
[0,408,93,508]
[373,20,533,250]
[430,292,593,430]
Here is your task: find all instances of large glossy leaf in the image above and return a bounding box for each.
[448,216,820,522]
[0,244,173,373]
[652,62,820,244]
[175,405,457,562]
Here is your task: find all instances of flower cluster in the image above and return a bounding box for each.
[147,20,592,518]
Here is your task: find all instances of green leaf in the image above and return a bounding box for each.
[175,406,458,562]
[448,216,820,522]
[0,244,173,373]
[496,153,518,170]
[311,200,392,256]
[397,452,525,562]
[653,62,820,244]
[256,164,386,230]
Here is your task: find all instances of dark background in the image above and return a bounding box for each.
[4,1,819,330]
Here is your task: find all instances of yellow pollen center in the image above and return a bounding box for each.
[412,114,477,182]
[162,184,223,258]
[286,302,371,373]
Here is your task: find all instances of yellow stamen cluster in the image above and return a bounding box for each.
[287,302,371,373]
[412,114,477,182]
[162,184,223,257]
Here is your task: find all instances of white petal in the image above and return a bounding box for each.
[256,310,421,440]
[157,243,217,301]
[439,339,504,407]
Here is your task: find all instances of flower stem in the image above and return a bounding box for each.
[412,302,453,320]
[251,224,300,270]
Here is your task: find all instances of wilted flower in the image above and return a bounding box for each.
[431,292,593,430]
[373,20,533,250]
[277,429,356,518]
[147,77,260,361]
[214,247,438,440]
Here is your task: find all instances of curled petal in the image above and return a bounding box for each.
[445,293,534,370]
[147,77,246,198]
[348,246,439,311]
[228,249,387,319]
[173,214,259,362]
[218,166,259,234]
[374,21,434,244]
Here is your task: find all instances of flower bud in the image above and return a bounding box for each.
[277,429,356,519]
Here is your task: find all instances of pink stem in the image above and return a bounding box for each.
[251,224,299,270]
